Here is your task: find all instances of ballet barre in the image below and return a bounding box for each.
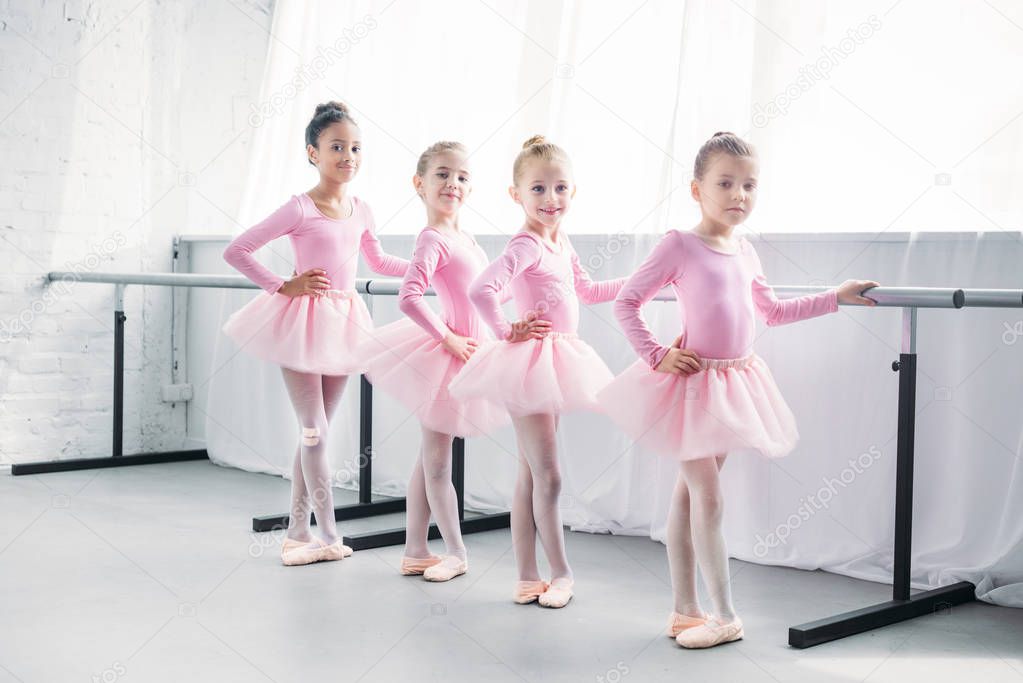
[18,273,1023,636]
[778,285,1023,648]
[16,271,509,553]
[9,272,223,475]
[338,281,1015,552]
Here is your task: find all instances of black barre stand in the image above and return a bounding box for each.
[12,283,208,475]
[8,270,506,547]
[341,417,511,551]
[789,303,976,648]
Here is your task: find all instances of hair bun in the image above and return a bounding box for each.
[692,132,754,180]
[315,100,349,117]
[522,134,546,149]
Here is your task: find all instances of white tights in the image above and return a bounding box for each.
[403,426,466,560]
[666,455,736,620]
[280,368,348,544]
[510,413,572,582]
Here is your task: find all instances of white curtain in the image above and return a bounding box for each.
[203,0,1023,608]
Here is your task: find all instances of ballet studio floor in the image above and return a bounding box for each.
[2,460,1021,683]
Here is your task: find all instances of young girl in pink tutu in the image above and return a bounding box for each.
[600,132,879,648]
[222,101,409,566]
[359,141,514,582]
[448,135,627,608]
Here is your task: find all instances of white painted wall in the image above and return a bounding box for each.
[0,0,272,463]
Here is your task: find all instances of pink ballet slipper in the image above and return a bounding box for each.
[281,537,351,566]
[514,580,550,604]
[423,555,467,582]
[675,617,744,649]
[666,612,708,638]
[400,555,442,576]
[317,539,352,562]
[283,536,353,558]
[538,577,574,608]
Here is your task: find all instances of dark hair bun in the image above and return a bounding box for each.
[712,131,735,138]
[314,101,349,117]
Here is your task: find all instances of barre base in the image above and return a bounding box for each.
[788,580,976,648]
[343,512,511,551]
[252,497,407,533]
[11,449,209,475]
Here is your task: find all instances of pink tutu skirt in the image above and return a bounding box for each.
[358,318,509,437]
[598,354,799,461]
[447,332,614,417]
[222,289,372,375]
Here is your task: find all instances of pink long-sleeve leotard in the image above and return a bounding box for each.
[360,227,511,436]
[223,193,409,293]
[470,231,626,339]
[398,228,490,340]
[615,230,838,367]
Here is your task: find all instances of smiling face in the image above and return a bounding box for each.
[307,119,361,183]
[691,152,759,228]
[414,149,472,216]
[510,159,576,228]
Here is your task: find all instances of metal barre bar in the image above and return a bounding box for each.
[960,289,1023,308]
[45,271,426,296]
[47,272,1023,309]
[772,286,964,308]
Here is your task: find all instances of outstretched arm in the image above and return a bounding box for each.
[747,242,838,325]
[568,239,627,304]
[359,201,411,277]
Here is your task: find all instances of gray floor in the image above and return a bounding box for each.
[1,460,1020,683]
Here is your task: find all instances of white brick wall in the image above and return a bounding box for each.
[0,0,273,463]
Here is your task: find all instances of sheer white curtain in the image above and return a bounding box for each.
[203,0,1023,607]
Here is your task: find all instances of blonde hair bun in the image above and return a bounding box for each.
[522,134,547,148]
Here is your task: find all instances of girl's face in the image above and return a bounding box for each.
[692,153,759,228]
[510,159,575,228]
[414,149,472,215]
[308,119,361,183]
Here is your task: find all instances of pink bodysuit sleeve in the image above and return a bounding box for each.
[223,196,303,294]
[398,231,450,342]
[358,199,411,277]
[746,240,838,325]
[567,238,627,304]
[614,231,687,369]
[470,233,542,341]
